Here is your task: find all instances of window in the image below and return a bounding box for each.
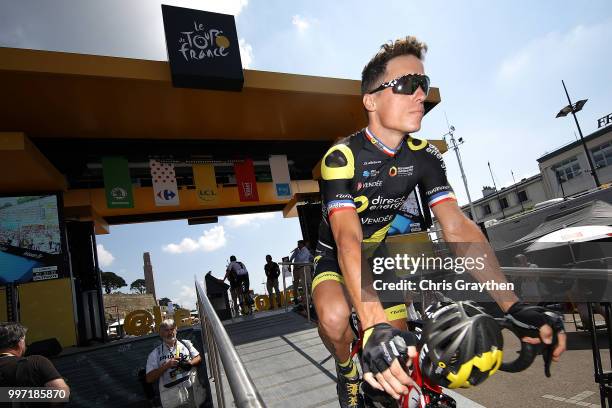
[591,141,612,169]
[482,204,491,215]
[553,156,581,181]
[517,190,528,202]
[500,197,509,209]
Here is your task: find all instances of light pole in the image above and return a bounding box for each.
[487,162,506,219]
[443,125,478,222]
[555,80,600,188]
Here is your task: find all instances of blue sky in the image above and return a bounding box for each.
[1,0,611,307]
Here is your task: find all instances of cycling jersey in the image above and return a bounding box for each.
[312,127,456,318]
[316,127,455,250]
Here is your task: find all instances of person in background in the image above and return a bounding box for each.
[225,256,251,314]
[146,319,202,407]
[289,240,314,306]
[0,322,70,400]
[264,255,282,309]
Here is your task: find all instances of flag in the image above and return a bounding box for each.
[193,164,218,204]
[234,159,259,202]
[269,155,292,199]
[149,160,180,206]
[102,157,134,208]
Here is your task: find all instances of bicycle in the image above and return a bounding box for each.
[349,303,558,408]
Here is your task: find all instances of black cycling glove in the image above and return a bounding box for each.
[361,323,417,375]
[505,302,565,337]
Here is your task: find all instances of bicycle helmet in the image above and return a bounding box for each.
[419,300,503,389]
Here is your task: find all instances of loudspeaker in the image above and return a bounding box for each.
[25,338,63,358]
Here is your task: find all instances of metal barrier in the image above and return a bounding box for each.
[277,261,315,321]
[195,279,265,408]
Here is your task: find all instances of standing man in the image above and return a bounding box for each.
[264,255,282,309]
[0,322,70,396]
[289,240,314,306]
[312,36,567,407]
[146,319,202,407]
[225,256,250,314]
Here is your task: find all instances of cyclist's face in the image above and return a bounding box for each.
[368,54,426,133]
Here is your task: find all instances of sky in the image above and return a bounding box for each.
[1,0,611,308]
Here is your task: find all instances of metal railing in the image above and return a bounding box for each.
[195,279,265,408]
[277,261,315,321]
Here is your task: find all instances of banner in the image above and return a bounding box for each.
[234,159,259,202]
[150,160,180,206]
[269,155,292,199]
[193,164,218,204]
[102,157,134,208]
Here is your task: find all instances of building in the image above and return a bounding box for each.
[460,174,547,224]
[537,125,612,199]
[143,252,157,300]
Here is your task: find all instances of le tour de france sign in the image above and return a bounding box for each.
[161,5,244,91]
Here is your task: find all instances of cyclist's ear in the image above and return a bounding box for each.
[363,93,376,112]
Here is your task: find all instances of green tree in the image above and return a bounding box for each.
[101,271,127,294]
[159,297,172,306]
[130,279,147,294]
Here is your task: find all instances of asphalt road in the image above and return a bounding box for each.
[456,316,608,408]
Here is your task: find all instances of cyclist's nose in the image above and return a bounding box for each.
[413,86,426,103]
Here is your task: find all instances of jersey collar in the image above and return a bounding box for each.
[364,127,402,157]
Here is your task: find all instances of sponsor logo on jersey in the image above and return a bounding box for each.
[426,145,446,169]
[362,169,380,178]
[362,180,383,188]
[361,214,395,225]
[336,193,353,199]
[426,186,452,196]
[357,182,363,190]
[397,165,414,176]
[389,166,398,177]
[369,195,407,210]
[363,160,382,166]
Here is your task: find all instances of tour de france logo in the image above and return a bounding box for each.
[178,21,231,62]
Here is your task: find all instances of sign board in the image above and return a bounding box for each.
[161,5,244,91]
[597,113,612,129]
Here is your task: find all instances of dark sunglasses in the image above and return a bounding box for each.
[368,73,430,96]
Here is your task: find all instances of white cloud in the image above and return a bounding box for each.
[224,212,276,228]
[239,38,253,68]
[170,0,249,16]
[176,285,197,310]
[173,280,182,286]
[292,15,312,31]
[97,244,115,268]
[162,225,227,254]
[497,20,612,82]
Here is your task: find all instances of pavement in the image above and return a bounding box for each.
[207,310,608,408]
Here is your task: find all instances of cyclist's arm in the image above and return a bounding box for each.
[329,210,387,328]
[432,200,518,311]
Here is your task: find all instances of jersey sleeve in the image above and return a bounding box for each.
[418,142,456,208]
[320,143,356,217]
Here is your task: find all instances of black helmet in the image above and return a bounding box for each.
[419,300,503,389]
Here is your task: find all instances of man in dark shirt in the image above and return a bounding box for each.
[264,255,281,309]
[0,322,70,395]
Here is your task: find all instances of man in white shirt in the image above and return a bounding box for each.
[289,240,314,306]
[146,319,202,408]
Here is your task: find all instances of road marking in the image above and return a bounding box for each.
[542,391,599,407]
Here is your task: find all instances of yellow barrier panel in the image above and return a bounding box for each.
[123,306,191,336]
[254,295,270,311]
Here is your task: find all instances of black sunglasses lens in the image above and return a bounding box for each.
[393,75,429,95]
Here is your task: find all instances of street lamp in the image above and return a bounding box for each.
[555,80,600,188]
[443,125,478,222]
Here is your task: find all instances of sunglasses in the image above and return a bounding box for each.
[368,73,430,96]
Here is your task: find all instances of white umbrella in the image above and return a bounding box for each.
[526,225,612,253]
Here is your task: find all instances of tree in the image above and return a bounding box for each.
[159,297,172,306]
[101,271,127,294]
[130,279,147,294]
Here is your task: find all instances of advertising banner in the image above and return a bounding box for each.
[234,159,259,202]
[269,155,292,200]
[102,156,134,208]
[193,164,218,204]
[150,160,180,206]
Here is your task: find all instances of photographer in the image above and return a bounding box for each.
[145,319,201,408]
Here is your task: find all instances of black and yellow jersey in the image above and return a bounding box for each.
[317,127,456,251]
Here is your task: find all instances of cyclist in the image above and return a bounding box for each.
[225,256,251,315]
[312,36,567,407]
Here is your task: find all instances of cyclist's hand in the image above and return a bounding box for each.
[361,323,418,400]
[506,302,567,362]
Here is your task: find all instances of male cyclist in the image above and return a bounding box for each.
[312,36,567,408]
